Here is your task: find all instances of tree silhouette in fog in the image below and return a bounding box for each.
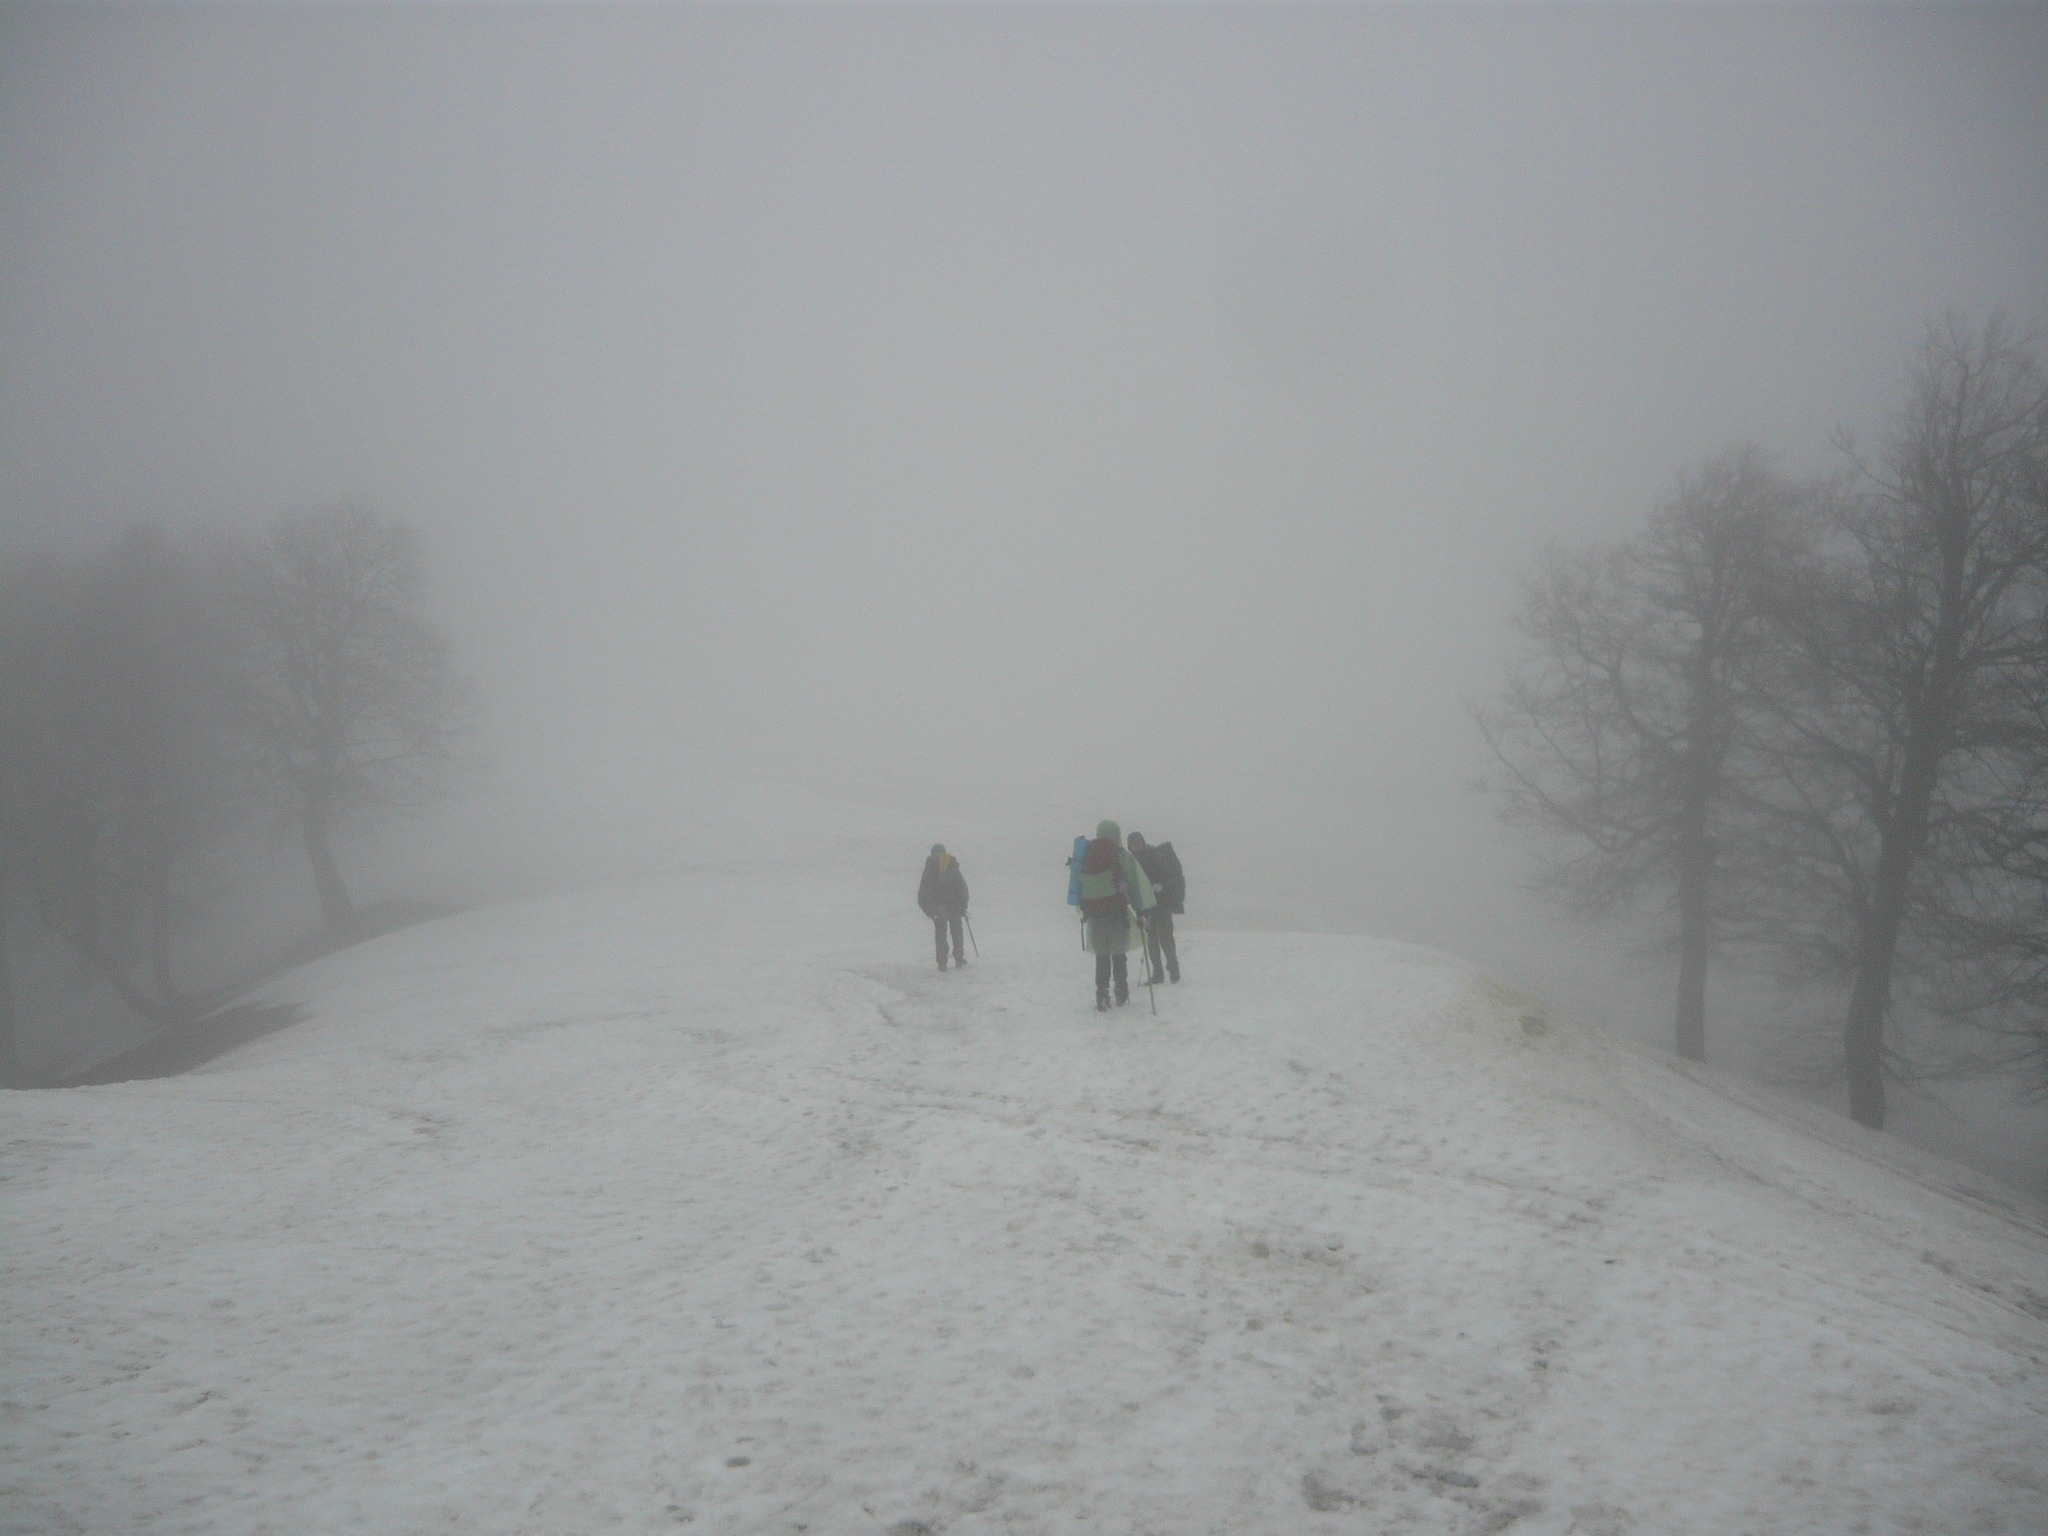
[1477,448,1811,1064]
[219,506,476,935]
[10,529,229,1035]
[1484,316,2048,1131]
[1750,316,2048,1127]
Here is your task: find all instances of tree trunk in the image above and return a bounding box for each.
[1843,794,1934,1128]
[302,793,354,936]
[1673,641,1725,1064]
[1674,830,1712,1064]
[1841,922,1895,1129]
[1842,703,1950,1128]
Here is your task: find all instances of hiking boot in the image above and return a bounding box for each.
[1145,969,1165,986]
[954,955,967,967]
[1115,987,1130,1006]
[1095,989,1111,1012]
[937,958,948,971]
[1169,966,1180,983]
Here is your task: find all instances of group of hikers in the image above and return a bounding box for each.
[916,823,1187,1012]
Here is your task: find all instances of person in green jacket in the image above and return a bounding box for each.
[1075,819,1156,1010]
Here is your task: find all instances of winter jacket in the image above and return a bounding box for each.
[918,851,969,918]
[1132,841,1185,915]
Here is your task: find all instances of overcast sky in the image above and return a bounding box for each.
[3,2,2045,956]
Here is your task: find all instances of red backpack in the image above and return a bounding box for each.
[1077,837,1129,917]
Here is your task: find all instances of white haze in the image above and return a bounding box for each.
[2,5,2046,1172]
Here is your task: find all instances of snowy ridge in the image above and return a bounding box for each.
[4,860,2045,1535]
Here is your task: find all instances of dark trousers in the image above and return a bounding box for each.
[932,912,964,965]
[1145,910,1179,980]
[1094,950,1128,1002]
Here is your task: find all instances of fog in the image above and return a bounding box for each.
[4,6,2046,1161]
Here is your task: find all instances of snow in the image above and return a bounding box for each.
[5,854,2046,1535]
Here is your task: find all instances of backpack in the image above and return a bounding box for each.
[1077,837,1128,917]
[1155,841,1186,911]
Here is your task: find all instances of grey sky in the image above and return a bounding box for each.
[3,3,2045,954]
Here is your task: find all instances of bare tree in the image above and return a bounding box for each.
[1751,316,2048,1128]
[1914,414,2048,1088]
[1476,447,1810,1061]
[14,528,229,1031]
[218,506,476,934]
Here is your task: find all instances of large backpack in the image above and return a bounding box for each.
[1077,837,1129,917]
[1065,834,1088,907]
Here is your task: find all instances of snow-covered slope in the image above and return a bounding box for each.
[5,855,2045,1535]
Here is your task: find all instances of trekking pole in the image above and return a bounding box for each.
[1140,915,1157,1015]
[965,913,980,957]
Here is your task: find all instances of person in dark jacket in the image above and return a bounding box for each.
[918,843,970,970]
[1127,831,1184,983]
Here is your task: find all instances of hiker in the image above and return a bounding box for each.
[1127,831,1185,984]
[918,843,970,970]
[1075,819,1156,1010]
